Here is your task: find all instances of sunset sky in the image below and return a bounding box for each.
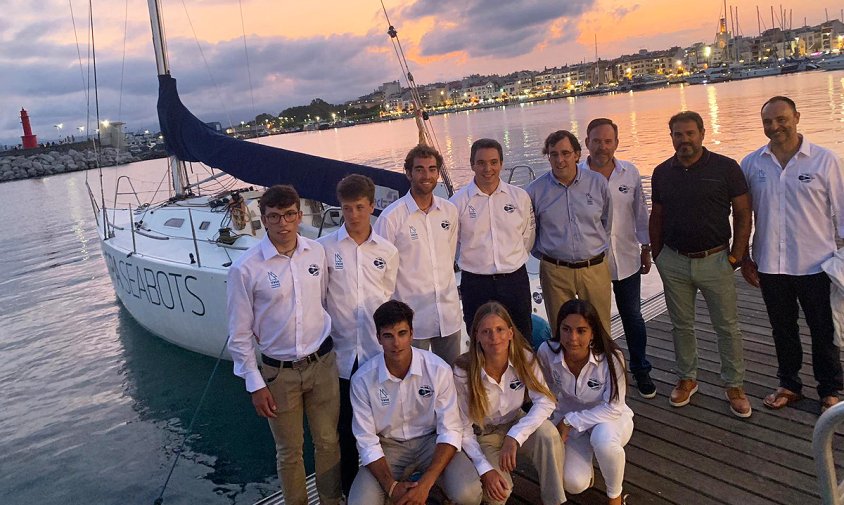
[0,0,837,144]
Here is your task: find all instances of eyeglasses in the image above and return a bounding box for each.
[263,210,300,224]
[548,150,576,160]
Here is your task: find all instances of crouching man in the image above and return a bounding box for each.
[348,300,482,505]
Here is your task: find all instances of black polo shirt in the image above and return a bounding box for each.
[652,148,748,253]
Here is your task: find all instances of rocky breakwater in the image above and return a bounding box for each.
[0,147,139,182]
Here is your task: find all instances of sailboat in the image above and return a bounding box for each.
[88,0,547,359]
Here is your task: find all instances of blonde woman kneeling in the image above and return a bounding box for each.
[538,299,633,505]
[452,302,566,505]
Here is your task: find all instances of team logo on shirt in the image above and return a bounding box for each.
[379,387,390,406]
[468,205,477,219]
[617,185,630,194]
[798,173,815,183]
[509,377,524,390]
[334,253,344,270]
[551,370,562,385]
[440,220,452,230]
[503,203,515,213]
[585,193,594,205]
[533,291,543,305]
[586,378,603,390]
[418,384,434,398]
[409,225,419,241]
[373,257,386,270]
[268,272,280,289]
[307,264,321,276]
[756,169,767,181]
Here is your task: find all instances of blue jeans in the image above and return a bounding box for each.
[612,272,652,376]
[655,247,745,387]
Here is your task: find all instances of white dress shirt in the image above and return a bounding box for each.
[536,341,633,437]
[318,225,399,379]
[373,193,462,339]
[449,179,536,275]
[350,347,463,466]
[227,234,331,393]
[580,159,650,280]
[453,354,555,476]
[741,138,844,275]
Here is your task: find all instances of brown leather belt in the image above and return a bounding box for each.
[262,336,333,370]
[672,244,728,259]
[541,251,605,269]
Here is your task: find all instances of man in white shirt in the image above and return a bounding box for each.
[318,174,399,496]
[374,145,463,365]
[581,118,656,399]
[226,185,341,505]
[740,96,844,413]
[348,300,481,505]
[450,138,535,340]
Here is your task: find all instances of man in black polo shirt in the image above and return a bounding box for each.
[649,111,753,418]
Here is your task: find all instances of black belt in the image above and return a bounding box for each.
[671,244,727,259]
[542,251,605,269]
[462,264,527,280]
[262,336,333,370]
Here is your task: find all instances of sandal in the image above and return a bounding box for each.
[763,387,802,409]
[821,396,840,414]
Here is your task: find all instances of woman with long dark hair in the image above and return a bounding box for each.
[452,302,566,505]
[537,299,634,505]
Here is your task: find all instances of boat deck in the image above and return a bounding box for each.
[510,272,843,505]
[256,271,843,504]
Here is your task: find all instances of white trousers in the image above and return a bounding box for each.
[564,415,634,499]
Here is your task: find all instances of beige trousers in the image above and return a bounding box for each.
[261,350,342,505]
[539,258,612,336]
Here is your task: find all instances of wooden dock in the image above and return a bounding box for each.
[510,272,843,505]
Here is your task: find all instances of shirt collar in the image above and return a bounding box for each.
[403,191,440,213]
[480,359,516,385]
[762,134,810,159]
[377,347,423,383]
[260,233,308,261]
[548,166,582,186]
[468,178,506,197]
[670,147,711,170]
[338,224,376,245]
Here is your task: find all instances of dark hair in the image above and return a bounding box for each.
[586,118,618,139]
[260,185,300,215]
[542,130,581,155]
[549,299,625,403]
[761,95,797,113]
[336,174,375,204]
[470,138,503,165]
[668,111,704,133]
[403,144,443,173]
[373,300,414,335]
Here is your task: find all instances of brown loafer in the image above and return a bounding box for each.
[821,396,840,414]
[669,379,698,407]
[726,386,752,418]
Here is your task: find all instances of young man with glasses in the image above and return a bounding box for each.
[226,184,342,505]
[527,130,612,334]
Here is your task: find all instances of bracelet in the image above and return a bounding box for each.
[388,480,398,498]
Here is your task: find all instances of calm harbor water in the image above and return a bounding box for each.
[1,71,844,505]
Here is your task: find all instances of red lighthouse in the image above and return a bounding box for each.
[20,108,38,149]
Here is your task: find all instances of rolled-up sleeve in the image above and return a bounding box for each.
[226,264,264,392]
[434,367,462,451]
[507,361,555,446]
[633,171,650,245]
[351,374,384,466]
[454,370,493,475]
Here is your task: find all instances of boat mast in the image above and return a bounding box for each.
[146,0,187,198]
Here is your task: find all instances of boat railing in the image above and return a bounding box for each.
[813,401,844,504]
[507,164,536,186]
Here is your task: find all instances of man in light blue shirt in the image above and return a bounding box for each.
[527,130,612,333]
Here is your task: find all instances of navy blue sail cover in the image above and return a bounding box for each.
[157,75,409,211]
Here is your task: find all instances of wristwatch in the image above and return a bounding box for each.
[728,255,742,269]
[562,417,572,428]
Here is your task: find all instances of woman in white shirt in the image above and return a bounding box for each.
[452,301,566,505]
[537,299,634,505]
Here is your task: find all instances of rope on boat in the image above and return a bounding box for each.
[153,336,230,505]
